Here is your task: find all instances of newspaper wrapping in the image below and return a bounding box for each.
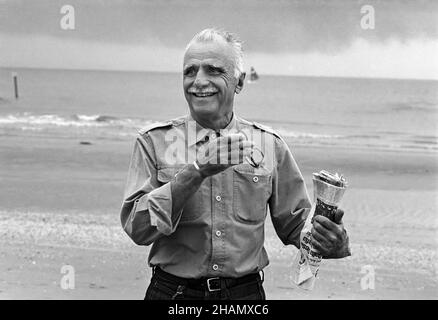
[291,170,347,290]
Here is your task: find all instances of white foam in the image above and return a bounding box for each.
[0,114,104,127]
[75,114,101,122]
[276,128,343,139]
[0,113,138,128]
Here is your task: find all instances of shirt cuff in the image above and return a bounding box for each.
[136,182,175,235]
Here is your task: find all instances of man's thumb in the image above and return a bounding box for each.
[334,208,344,224]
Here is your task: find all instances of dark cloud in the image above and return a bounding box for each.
[1,0,437,54]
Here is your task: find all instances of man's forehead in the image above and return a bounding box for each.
[183,58,226,69]
[183,41,234,67]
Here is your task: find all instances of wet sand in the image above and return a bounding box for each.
[0,134,437,299]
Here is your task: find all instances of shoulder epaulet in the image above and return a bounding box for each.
[138,120,173,135]
[252,121,283,140]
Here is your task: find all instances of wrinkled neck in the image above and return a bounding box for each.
[191,111,233,131]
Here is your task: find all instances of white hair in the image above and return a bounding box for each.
[185,28,244,78]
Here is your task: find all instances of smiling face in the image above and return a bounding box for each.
[183,40,244,129]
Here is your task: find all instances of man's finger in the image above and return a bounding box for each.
[237,141,253,153]
[223,142,253,165]
[310,238,327,255]
[235,146,253,164]
[313,215,339,231]
[223,133,246,142]
[238,140,254,149]
[214,134,241,148]
[215,137,253,165]
[311,228,330,246]
[313,223,337,243]
[333,208,344,224]
[313,221,339,244]
[222,139,252,152]
[312,221,331,238]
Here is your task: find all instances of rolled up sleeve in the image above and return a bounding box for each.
[120,135,180,246]
[268,138,312,248]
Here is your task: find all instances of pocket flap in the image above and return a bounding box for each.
[233,163,271,177]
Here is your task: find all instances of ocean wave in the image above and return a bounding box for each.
[1,113,437,153]
[391,101,438,112]
[0,113,141,128]
[72,114,121,123]
[0,113,346,140]
[275,128,343,139]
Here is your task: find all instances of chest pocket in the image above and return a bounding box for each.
[233,164,272,223]
[156,166,204,222]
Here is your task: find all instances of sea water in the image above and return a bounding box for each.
[0,68,437,153]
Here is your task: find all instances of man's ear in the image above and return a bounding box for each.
[235,72,246,94]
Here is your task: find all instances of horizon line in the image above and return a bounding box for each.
[1,65,437,82]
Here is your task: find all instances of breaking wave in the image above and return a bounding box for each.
[0,112,437,153]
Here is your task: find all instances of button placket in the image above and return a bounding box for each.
[211,174,225,276]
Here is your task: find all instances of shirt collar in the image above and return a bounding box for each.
[186,112,238,147]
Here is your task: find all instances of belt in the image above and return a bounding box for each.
[153,267,261,293]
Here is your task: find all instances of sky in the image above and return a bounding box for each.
[0,0,437,79]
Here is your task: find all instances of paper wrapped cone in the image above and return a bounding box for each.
[291,170,348,290]
[312,175,347,207]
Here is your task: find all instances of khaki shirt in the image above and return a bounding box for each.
[121,113,311,278]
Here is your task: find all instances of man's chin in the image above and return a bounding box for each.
[190,103,219,117]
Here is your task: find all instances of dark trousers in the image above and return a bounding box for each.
[145,267,266,300]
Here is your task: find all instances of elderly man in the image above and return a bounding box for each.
[121,28,350,300]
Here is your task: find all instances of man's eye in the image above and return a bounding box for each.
[208,67,222,75]
[184,68,195,76]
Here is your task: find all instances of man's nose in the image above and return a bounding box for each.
[193,69,209,87]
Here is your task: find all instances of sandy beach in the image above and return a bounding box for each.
[1,133,437,300]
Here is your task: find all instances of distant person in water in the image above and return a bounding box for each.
[120,28,351,300]
[249,66,259,82]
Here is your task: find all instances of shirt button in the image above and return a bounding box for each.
[215,195,222,202]
[215,230,222,237]
[211,133,217,139]
[212,264,219,271]
[253,176,259,183]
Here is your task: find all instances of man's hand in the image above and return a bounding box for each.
[196,133,254,178]
[310,208,351,259]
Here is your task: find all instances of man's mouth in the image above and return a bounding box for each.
[190,91,217,98]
